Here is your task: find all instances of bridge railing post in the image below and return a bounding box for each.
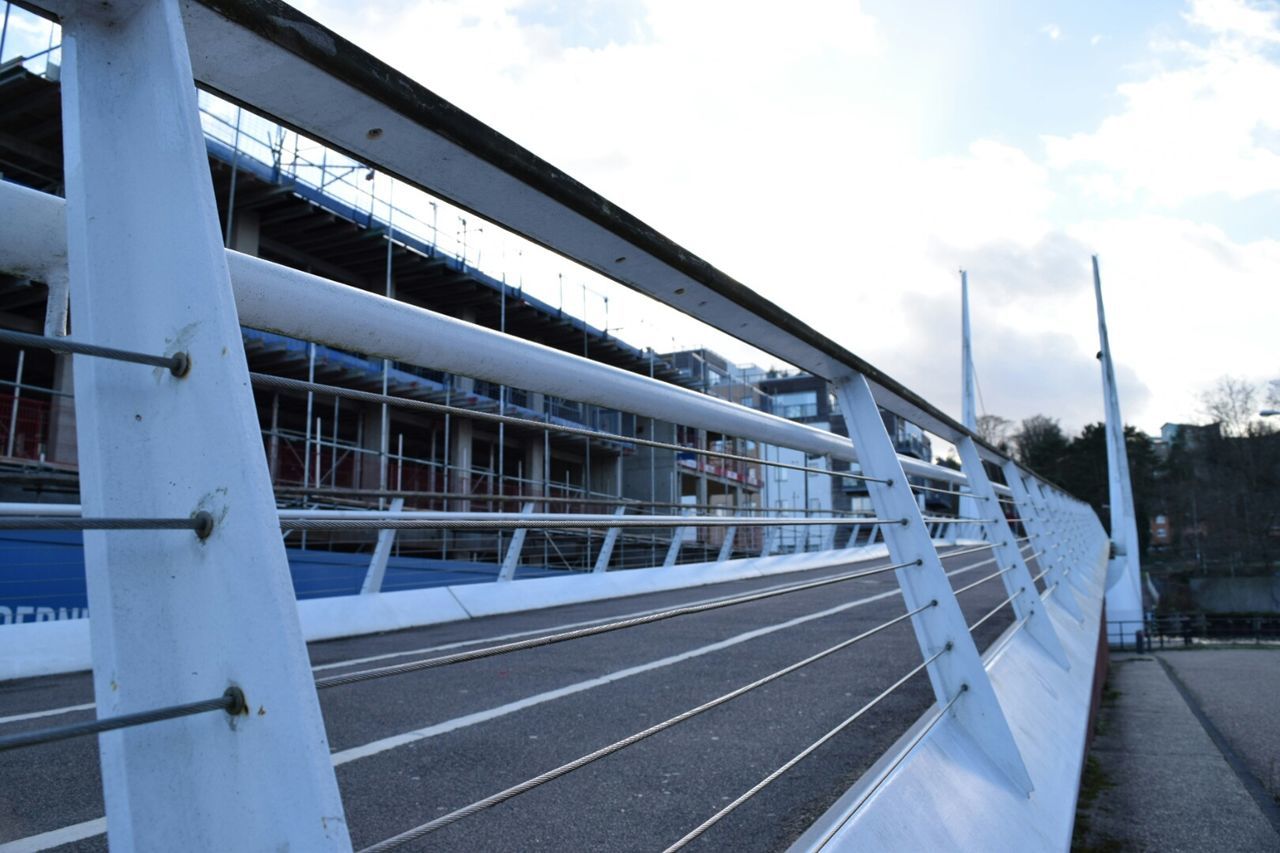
[360,496,405,593]
[1000,462,1085,622]
[955,438,1070,668]
[1042,485,1094,595]
[834,374,1033,795]
[59,1,349,848]
[497,501,536,581]
[592,506,627,572]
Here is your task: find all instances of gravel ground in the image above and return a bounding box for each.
[1073,652,1280,853]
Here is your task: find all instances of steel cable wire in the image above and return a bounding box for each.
[317,558,921,690]
[968,588,1025,632]
[0,688,244,753]
[661,646,949,852]
[952,565,1017,597]
[0,513,214,537]
[250,373,888,484]
[808,686,968,848]
[0,328,189,375]
[320,540,1008,686]
[356,599,940,852]
[280,515,901,532]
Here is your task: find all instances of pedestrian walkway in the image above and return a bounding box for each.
[1074,651,1280,852]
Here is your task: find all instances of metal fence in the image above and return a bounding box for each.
[1108,615,1280,651]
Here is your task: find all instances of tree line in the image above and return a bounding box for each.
[972,377,1279,577]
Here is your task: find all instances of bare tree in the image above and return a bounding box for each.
[1198,376,1258,437]
[976,414,1013,450]
[1268,378,1279,409]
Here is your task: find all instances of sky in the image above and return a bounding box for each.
[286,0,1280,436]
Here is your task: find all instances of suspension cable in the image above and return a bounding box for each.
[357,599,941,852]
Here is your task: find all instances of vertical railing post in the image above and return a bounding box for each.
[1042,485,1094,595]
[759,524,777,557]
[664,526,686,567]
[834,374,1033,795]
[360,497,404,594]
[592,506,626,573]
[1000,462,1085,622]
[955,438,1069,667]
[716,525,737,563]
[59,2,349,847]
[497,501,536,581]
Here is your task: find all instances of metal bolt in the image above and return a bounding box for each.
[169,351,191,378]
[223,686,247,716]
[193,510,215,540]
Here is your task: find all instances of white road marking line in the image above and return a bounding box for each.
[0,818,106,853]
[329,584,904,766]
[0,548,1009,850]
[1,566,889,726]
[0,702,95,726]
[311,564,894,673]
[1,549,1003,727]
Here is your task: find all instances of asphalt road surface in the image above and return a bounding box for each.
[0,545,1032,852]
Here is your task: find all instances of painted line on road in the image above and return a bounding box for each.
[330,584,907,766]
[0,702,95,726]
[0,547,1010,850]
[0,548,1007,730]
[0,818,106,853]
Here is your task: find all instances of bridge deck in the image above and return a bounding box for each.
[0,547,1021,852]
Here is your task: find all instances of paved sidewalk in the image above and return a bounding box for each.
[1073,651,1280,853]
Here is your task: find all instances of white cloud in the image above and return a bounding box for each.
[1041,23,1063,41]
[1184,0,1280,43]
[1045,0,1280,205]
[284,0,1276,436]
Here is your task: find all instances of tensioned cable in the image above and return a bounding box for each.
[806,685,968,849]
[279,515,902,532]
[968,588,1025,632]
[274,487,874,517]
[982,614,1034,665]
[250,373,889,484]
[0,688,244,753]
[356,599,940,852]
[662,646,947,852]
[910,482,983,499]
[920,515,995,524]
[0,328,189,376]
[0,513,214,538]
[937,542,1000,560]
[317,558,922,690]
[953,565,1016,596]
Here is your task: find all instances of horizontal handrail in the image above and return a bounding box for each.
[0,180,1004,495]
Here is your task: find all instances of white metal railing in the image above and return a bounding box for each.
[0,2,1111,851]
